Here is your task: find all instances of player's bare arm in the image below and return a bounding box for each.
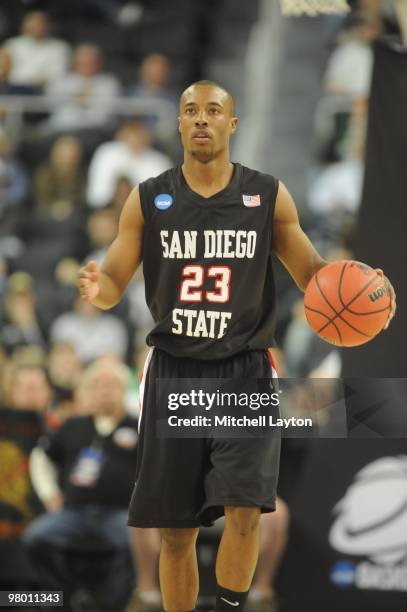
[273,181,396,326]
[273,181,327,292]
[77,187,144,309]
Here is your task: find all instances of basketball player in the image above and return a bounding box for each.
[78,81,396,612]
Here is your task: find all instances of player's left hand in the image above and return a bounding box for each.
[375,269,396,330]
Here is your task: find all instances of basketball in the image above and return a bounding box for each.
[304,260,392,347]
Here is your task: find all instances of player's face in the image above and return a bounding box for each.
[179,85,237,163]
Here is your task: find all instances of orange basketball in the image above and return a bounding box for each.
[304,260,391,347]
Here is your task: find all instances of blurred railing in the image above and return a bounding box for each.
[0,95,175,135]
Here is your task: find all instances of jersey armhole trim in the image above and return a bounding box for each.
[274,178,281,202]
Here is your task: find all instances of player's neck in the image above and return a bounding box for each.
[182,156,234,198]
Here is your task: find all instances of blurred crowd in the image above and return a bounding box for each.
[0,1,403,611]
[0,7,175,374]
[308,0,398,245]
[276,0,400,380]
[0,5,181,611]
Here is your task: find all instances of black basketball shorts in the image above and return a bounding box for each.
[127,348,281,528]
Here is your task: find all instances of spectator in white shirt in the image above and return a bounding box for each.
[46,44,121,130]
[4,11,70,87]
[86,120,172,208]
[308,157,364,216]
[50,296,128,363]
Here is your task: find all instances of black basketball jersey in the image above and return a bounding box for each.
[139,163,279,360]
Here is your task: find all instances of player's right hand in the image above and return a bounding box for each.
[77,260,101,302]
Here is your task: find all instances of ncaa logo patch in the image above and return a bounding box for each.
[154,194,173,210]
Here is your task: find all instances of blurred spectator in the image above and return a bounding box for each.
[0,47,37,95]
[282,299,329,380]
[248,498,290,612]
[23,359,139,610]
[283,245,352,378]
[308,156,364,216]
[128,53,177,122]
[4,11,70,87]
[85,207,118,266]
[125,527,161,612]
[50,296,128,363]
[53,257,83,317]
[47,342,83,420]
[81,208,150,353]
[0,272,47,356]
[123,345,152,420]
[128,53,178,154]
[45,44,121,131]
[358,0,399,33]
[87,120,171,208]
[8,345,47,371]
[0,47,44,138]
[0,365,50,542]
[0,255,7,302]
[324,11,384,98]
[128,53,179,157]
[282,298,313,378]
[8,364,51,413]
[34,135,86,210]
[73,355,107,417]
[126,268,154,350]
[308,98,367,227]
[0,131,28,212]
[12,203,89,282]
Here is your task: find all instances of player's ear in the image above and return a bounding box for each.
[178,116,181,133]
[230,117,238,134]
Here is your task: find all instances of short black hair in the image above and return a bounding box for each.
[180,80,236,115]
